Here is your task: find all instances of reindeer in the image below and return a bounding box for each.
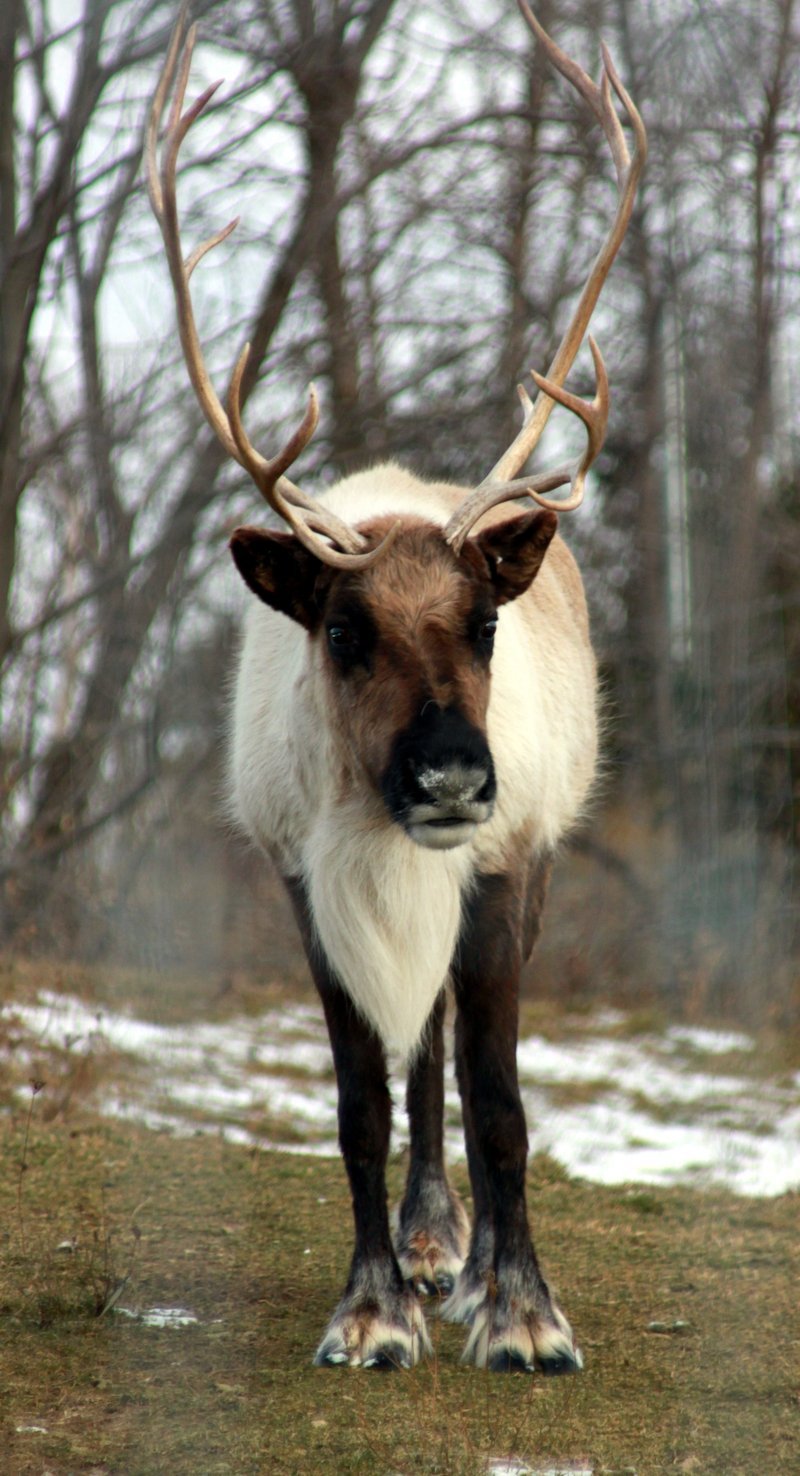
[147,2,645,1372]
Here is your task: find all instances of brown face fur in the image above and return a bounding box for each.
[230,509,556,798]
[318,520,495,789]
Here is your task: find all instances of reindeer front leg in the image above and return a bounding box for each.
[450,866,582,1375]
[394,991,470,1298]
[285,877,430,1370]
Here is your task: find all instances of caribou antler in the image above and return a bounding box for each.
[146,6,398,570]
[444,0,646,554]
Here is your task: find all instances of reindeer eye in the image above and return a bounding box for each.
[326,622,367,667]
[479,618,498,644]
[324,604,375,672]
[327,623,355,651]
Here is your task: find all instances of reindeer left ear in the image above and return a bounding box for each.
[229,526,331,630]
[473,510,558,605]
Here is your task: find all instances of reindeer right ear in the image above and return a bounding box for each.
[229,527,331,631]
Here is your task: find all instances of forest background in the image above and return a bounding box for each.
[2,0,798,1029]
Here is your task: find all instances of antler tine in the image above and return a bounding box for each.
[443,5,645,553]
[446,337,609,554]
[482,2,645,488]
[147,8,396,567]
[146,10,237,459]
[518,0,625,170]
[526,333,609,508]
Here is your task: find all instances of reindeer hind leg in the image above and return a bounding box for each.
[394,990,470,1299]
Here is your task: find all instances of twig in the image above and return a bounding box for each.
[16,1079,45,1257]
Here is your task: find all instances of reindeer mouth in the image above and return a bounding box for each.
[409,819,480,850]
[405,799,493,851]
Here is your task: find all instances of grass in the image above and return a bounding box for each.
[1,1089,798,1476]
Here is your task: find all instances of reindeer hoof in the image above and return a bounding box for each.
[313,1289,431,1370]
[487,1345,535,1374]
[485,1342,581,1375]
[462,1296,582,1375]
[407,1266,458,1300]
[393,1191,470,1303]
[538,1347,582,1376]
[419,1269,456,1298]
[362,1344,412,1371]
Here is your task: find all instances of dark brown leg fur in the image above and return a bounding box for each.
[284,876,430,1369]
[445,857,582,1374]
[395,992,470,1297]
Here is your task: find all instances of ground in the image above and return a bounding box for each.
[0,959,798,1475]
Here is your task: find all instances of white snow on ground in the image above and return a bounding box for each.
[4,990,799,1197]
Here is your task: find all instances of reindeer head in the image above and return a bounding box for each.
[229,508,557,848]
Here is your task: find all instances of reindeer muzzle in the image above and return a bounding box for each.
[381,705,496,851]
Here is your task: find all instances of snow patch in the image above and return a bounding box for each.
[4,990,799,1197]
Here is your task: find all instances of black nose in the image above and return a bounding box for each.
[381,704,496,826]
[412,760,493,807]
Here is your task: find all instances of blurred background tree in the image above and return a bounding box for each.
[1,0,797,1024]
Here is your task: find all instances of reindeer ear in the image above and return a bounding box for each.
[229,527,331,630]
[473,510,558,605]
